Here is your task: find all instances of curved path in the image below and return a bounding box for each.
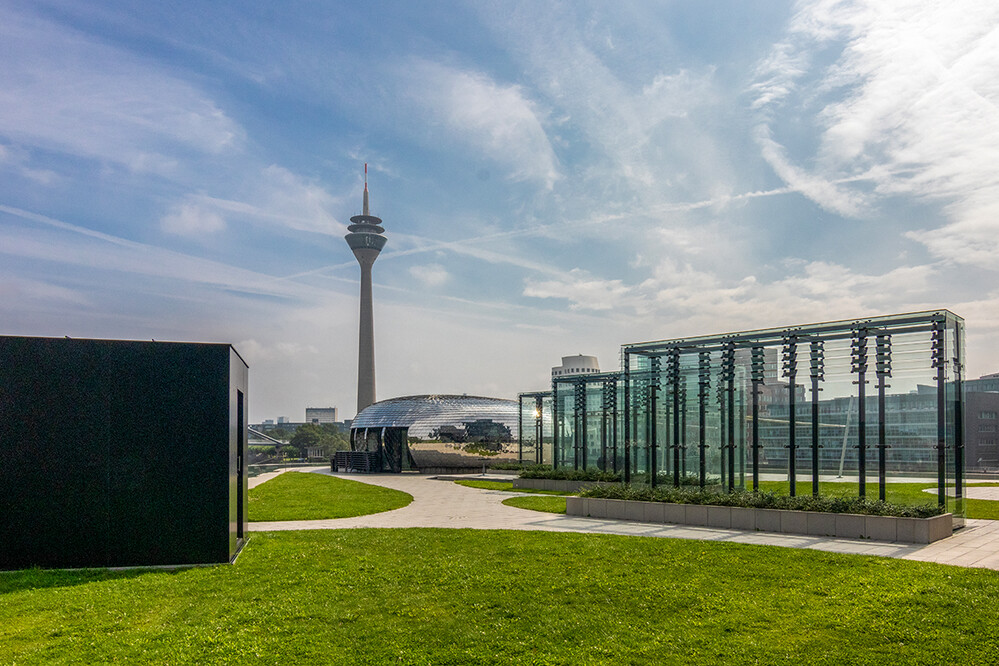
[249,468,999,570]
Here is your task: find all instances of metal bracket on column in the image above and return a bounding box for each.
[697,351,711,488]
[809,339,824,498]
[721,340,736,492]
[931,320,946,507]
[851,327,869,498]
[875,332,892,500]
[648,356,662,487]
[750,346,765,492]
[667,349,682,486]
[602,379,618,473]
[782,334,799,496]
[573,380,587,470]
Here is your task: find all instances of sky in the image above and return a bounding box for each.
[1,0,998,422]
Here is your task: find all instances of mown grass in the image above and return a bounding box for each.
[454,479,568,513]
[454,479,517,491]
[3,529,999,664]
[454,479,572,495]
[502,495,567,514]
[249,472,412,521]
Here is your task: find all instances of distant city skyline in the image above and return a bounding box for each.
[1,1,997,420]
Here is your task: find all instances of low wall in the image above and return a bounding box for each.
[565,497,953,544]
[512,478,615,493]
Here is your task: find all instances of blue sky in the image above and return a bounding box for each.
[2,0,997,421]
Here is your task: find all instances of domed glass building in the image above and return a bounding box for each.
[344,395,519,473]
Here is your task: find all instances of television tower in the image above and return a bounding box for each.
[345,164,387,414]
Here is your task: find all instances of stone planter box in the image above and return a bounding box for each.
[565,497,952,545]
[512,478,615,493]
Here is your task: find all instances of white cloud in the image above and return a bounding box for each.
[753,124,866,217]
[523,269,630,311]
[408,264,449,287]
[401,59,560,189]
[0,205,311,300]
[193,165,342,235]
[161,202,226,236]
[474,4,729,203]
[0,141,60,185]
[752,0,999,267]
[234,338,319,363]
[522,251,938,333]
[0,8,241,174]
[0,276,92,306]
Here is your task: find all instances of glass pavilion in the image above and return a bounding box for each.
[520,310,966,519]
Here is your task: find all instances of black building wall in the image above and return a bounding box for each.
[0,336,248,569]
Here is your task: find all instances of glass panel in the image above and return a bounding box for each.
[522,310,965,522]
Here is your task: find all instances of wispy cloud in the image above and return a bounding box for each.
[0,8,241,175]
[523,269,630,311]
[161,202,226,237]
[400,59,560,189]
[408,264,450,287]
[752,0,999,268]
[0,274,93,307]
[0,205,312,300]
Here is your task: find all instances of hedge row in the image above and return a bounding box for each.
[580,484,944,518]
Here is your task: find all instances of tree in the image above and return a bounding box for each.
[269,427,291,442]
[290,423,349,456]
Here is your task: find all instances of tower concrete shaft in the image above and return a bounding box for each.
[345,166,387,415]
[354,250,377,412]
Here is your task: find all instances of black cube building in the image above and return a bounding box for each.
[0,336,248,569]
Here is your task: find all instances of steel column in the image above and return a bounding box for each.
[623,353,631,484]
[698,351,710,489]
[932,321,946,508]
[574,381,586,469]
[649,356,661,487]
[853,328,868,498]
[669,350,682,487]
[750,346,764,492]
[782,335,798,497]
[809,340,824,498]
[722,342,736,492]
[954,321,964,510]
[875,333,891,501]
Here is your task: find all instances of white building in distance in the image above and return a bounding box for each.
[552,354,600,379]
[306,407,339,424]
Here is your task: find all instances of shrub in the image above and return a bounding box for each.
[489,461,534,470]
[519,467,622,482]
[463,444,501,456]
[644,472,721,487]
[579,485,944,518]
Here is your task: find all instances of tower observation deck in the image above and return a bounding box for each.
[345,164,386,414]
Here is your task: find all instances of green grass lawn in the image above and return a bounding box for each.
[3,529,999,664]
[453,479,572,495]
[249,472,412,521]
[453,480,568,513]
[502,495,567,514]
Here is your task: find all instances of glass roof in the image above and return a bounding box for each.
[351,394,519,439]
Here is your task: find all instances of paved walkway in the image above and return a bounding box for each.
[249,468,999,570]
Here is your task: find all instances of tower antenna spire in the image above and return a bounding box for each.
[362,163,369,216]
